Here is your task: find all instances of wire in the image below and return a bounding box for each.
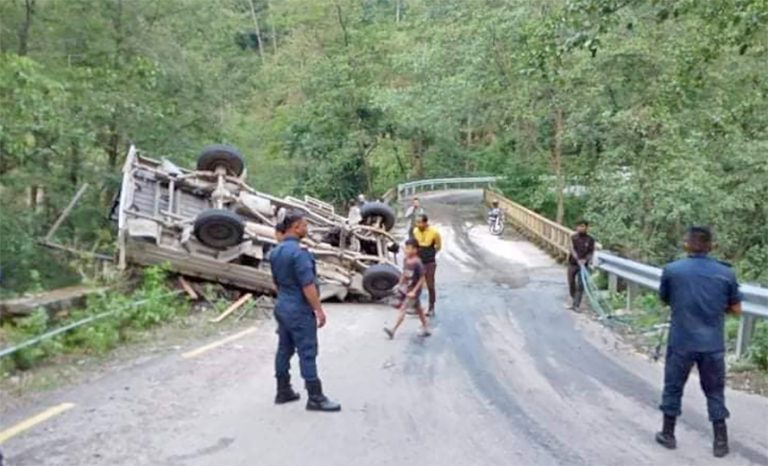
[579,265,630,327]
[0,291,182,359]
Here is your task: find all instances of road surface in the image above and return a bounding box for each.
[1,191,766,466]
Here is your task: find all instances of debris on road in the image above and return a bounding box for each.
[210,293,253,323]
[177,277,199,300]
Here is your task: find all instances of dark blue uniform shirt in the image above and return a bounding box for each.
[270,236,317,315]
[659,254,742,352]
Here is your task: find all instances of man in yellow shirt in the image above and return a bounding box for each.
[412,214,442,316]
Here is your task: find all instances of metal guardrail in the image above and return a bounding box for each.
[598,251,768,358]
[485,190,574,257]
[397,177,501,201]
[480,189,768,359]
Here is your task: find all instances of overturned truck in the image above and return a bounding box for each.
[115,145,401,301]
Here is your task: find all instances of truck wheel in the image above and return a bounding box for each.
[360,202,396,231]
[197,144,245,176]
[194,209,245,249]
[362,264,400,298]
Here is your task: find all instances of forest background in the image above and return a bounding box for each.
[1,0,766,295]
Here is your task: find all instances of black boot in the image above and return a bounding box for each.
[274,375,300,404]
[655,414,677,450]
[305,380,341,412]
[713,420,729,458]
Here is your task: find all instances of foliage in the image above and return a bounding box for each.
[1,265,183,373]
[0,0,766,293]
[750,321,768,371]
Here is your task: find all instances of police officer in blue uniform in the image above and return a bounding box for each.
[655,226,742,458]
[270,211,341,412]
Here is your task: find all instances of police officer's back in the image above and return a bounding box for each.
[655,226,741,458]
[269,212,341,412]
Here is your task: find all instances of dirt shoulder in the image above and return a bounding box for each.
[0,304,270,414]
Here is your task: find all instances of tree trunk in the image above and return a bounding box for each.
[334,2,350,47]
[107,116,119,169]
[409,133,425,179]
[28,186,38,210]
[247,0,265,62]
[107,0,124,170]
[467,113,473,146]
[361,142,377,195]
[69,142,80,186]
[551,107,565,225]
[393,145,407,176]
[396,0,402,23]
[267,0,277,54]
[17,0,35,56]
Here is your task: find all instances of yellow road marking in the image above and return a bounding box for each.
[0,402,75,444]
[182,327,258,359]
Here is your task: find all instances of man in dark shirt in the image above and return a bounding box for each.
[655,226,742,458]
[566,220,595,311]
[270,211,341,412]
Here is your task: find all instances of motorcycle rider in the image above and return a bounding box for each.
[487,201,503,225]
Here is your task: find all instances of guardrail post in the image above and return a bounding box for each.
[608,273,618,294]
[735,314,757,359]
[626,283,639,311]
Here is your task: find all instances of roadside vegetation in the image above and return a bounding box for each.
[589,280,768,391]
[0,265,185,374]
[1,0,766,297]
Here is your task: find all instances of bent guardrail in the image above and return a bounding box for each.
[397,177,501,201]
[481,189,768,359]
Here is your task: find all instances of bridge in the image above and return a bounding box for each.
[1,179,766,466]
[395,177,768,357]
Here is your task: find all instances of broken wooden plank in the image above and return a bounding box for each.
[45,184,90,243]
[210,293,253,323]
[42,241,114,262]
[178,276,199,300]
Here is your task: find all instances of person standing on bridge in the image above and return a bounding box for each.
[566,220,595,312]
[270,211,341,412]
[404,197,425,237]
[655,226,741,458]
[413,214,441,317]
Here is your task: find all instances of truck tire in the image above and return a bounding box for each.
[194,209,245,249]
[360,202,396,231]
[197,145,245,176]
[362,263,400,298]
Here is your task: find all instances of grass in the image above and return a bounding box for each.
[0,264,186,375]
[594,271,768,372]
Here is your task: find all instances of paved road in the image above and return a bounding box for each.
[1,191,767,466]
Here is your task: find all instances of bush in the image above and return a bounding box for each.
[6,308,64,370]
[1,265,184,372]
[749,321,768,371]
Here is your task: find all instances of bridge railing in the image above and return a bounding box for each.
[482,189,768,359]
[397,177,501,201]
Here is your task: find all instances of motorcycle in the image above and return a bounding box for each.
[488,213,505,236]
